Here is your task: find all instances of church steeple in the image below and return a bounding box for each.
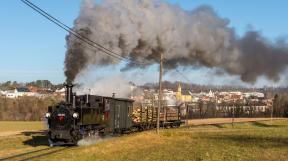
[177,83,182,93]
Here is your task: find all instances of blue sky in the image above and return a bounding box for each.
[0,0,287,86]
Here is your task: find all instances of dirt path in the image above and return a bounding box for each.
[186,117,285,125]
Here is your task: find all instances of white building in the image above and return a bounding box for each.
[0,90,6,96]
[6,90,17,98]
[207,90,215,98]
[244,92,265,98]
[5,87,35,98]
[55,88,65,93]
[162,89,177,107]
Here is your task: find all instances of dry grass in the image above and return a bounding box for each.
[186,117,284,125]
[0,121,47,158]
[0,121,45,133]
[0,119,288,161]
[44,119,288,161]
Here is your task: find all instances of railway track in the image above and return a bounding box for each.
[0,146,74,161]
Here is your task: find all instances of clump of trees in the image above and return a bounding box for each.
[0,80,63,91]
[273,94,288,117]
[0,96,62,121]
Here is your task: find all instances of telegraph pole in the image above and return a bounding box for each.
[157,53,163,134]
[232,104,235,127]
[271,99,274,124]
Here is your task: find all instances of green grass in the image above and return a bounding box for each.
[0,121,45,132]
[0,120,288,161]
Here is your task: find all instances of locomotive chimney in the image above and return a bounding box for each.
[65,83,74,104]
[73,93,76,108]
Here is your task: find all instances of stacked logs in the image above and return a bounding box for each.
[132,106,179,123]
[132,106,155,123]
[164,107,179,120]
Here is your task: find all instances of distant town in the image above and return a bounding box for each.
[0,80,65,99]
[1,80,288,119]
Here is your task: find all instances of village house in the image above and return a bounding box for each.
[5,87,35,98]
[53,87,66,98]
[162,89,177,107]
[0,90,6,96]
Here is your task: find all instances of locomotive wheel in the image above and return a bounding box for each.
[72,135,81,145]
[175,122,180,127]
[70,130,81,145]
[138,126,144,132]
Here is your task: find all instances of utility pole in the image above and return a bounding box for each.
[232,100,235,128]
[271,99,274,124]
[157,53,163,134]
[186,103,189,127]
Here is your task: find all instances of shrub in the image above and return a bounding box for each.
[0,96,62,121]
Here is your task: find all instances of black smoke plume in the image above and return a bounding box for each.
[64,0,288,83]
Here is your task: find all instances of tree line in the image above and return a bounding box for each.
[0,80,63,91]
[185,94,288,119]
[0,96,62,121]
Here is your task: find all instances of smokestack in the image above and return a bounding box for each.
[65,83,74,104]
[73,93,76,108]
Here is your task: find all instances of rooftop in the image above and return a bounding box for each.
[16,87,30,92]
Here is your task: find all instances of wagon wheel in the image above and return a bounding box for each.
[138,126,144,132]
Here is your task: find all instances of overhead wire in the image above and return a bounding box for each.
[21,0,125,61]
[21,0,193,83]
[21,0,147,65]
[175,68,192,83]
[23,0,124,59]
[161,58,192,84]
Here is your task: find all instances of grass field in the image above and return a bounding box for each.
[0,119,287,161]
[0,121,45,133]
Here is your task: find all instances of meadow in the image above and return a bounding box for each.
[0,119,287,161]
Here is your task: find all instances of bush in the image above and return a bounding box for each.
[0,96,62,121]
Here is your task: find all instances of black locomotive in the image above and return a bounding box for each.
[45,84,182,146]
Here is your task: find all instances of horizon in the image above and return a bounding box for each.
[0,79,286,90]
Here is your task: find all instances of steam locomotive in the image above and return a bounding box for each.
[45,84,182,146]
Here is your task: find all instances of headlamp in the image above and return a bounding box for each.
[73,113,79,119]
[45,112,51,118]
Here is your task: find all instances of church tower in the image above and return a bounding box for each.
[177,83,182,93]
[176,83,182,101]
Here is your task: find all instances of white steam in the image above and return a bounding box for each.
[77,134,112,146]
[75,75,132,98]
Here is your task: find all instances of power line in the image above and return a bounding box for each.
[23,0,130,61]
[161,58,192,83]
[21,0,147,65]
[21,0,125,61]
[21,0,191,83]
[175,68,192,83]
